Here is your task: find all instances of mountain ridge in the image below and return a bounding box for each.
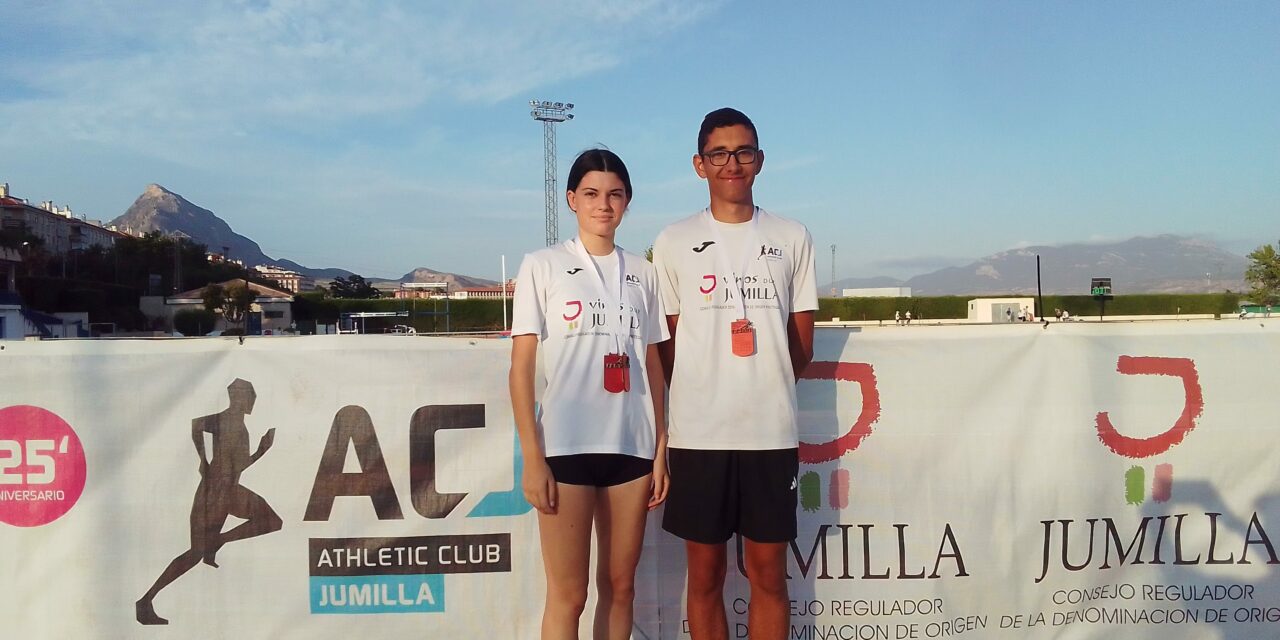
[826,235,1249,295]
[108,184,493,286]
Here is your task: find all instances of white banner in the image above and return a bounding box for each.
[1,323,1278,639]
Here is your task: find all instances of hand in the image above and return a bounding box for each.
[647,459,669,511]
[256,428,276,454]
[522,458,558,515]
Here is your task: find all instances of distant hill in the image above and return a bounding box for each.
[395,267,496,289]
[825,235,1248,296]
[108,184,490,285]
[826,276,907,292]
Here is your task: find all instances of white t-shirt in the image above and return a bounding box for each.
[511,241,668,458]
[653,208,818,450]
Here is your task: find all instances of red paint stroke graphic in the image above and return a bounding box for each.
[562,300,582,322]
[699,275,717,294]
[1095,356,1203,459]
[798,362,881,463]
[1152,463,1174,503]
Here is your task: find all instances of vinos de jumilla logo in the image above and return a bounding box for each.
[1094,355,1204,505]
[795,362,881,512]
[563,301,582,330]
[699,275,717,302]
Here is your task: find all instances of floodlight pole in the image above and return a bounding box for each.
[530,100,575,246]
[830,244,837,296]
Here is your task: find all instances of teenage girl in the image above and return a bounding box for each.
[509,148,669,639]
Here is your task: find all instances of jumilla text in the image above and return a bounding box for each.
[1035,512,1277,583]
[771,523,968,581]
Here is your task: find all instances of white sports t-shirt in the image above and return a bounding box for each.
[511,241,668,458]
[653,208,818,450]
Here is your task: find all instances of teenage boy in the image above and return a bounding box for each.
[653,107,817,640]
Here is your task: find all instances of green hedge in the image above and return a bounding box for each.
[292,294,513,332]
[819,296,970,322]
[293,292,1241,332]
[818,293,1239,322]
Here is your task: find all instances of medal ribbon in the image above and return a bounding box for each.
[570,238,629,355]
[702,208,761,321]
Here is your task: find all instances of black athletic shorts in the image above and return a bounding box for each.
[662,447,799,544]
[545,454,652,487]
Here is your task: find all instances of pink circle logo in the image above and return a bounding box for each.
[0,405,87,527]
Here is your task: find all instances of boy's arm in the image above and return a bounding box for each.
[787,310,815,381]
[658,315,678,385]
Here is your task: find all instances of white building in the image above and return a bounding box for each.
[0,183,125,254]
[252,264,315,293]
[841,287,912,298]
[394,281,449,299]
[143,279,295,335]
[967,297,1036,323]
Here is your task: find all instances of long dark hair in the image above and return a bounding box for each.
[566,148,633,200]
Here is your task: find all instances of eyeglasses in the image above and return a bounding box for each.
[701,147,759,166]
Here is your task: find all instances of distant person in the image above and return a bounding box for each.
[653,108,817,640]
[894,310,901,326]
[905,310,912,325]
[136,379,281,625]
[1006,308,1014,323]
[1061,309,1071,322]
[509,148,669,639]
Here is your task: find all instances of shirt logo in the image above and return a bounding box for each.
[566,268,584,275]
[699,274,717,302]
[625,274,641,286]
[562,301,582,330]
[692,241,715,253]
[759,244,784,261]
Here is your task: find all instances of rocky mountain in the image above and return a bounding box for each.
[110,184,291,269]
[396,267,497,289]
[108,184,489,285]
[827,235,1249,296]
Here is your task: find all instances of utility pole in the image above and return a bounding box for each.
[530,100,574,246]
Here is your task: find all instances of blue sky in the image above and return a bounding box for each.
[2,1,1277,281]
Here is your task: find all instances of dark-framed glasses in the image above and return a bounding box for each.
[702,147,759,166]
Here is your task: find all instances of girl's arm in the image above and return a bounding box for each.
[646,342,669,510]
[509,334,557,514]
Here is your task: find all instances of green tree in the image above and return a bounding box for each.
[202,281,258,327]
[1245,241,1280,307]
[329,274,381,299]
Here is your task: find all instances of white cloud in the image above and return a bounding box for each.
[1,0,716,156]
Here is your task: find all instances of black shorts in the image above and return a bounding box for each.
[545,454,652,487]
[662,447,799,544]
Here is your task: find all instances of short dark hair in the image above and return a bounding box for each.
[566,148,633,200]
[697,107,758,154]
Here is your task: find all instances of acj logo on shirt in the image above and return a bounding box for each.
[758,244,784,261]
